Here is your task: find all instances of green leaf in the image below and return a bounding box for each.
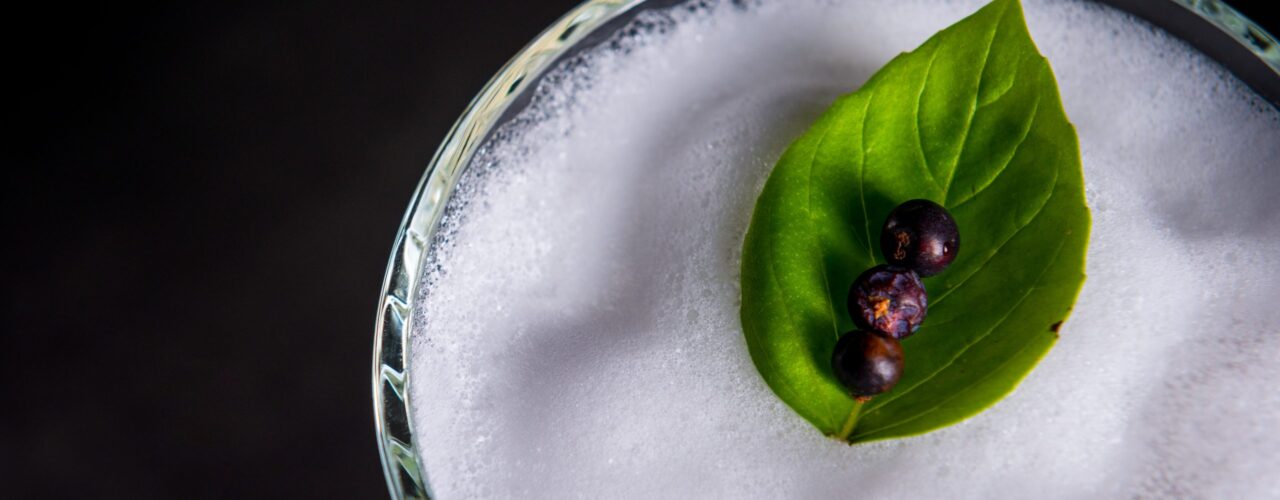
[739,0,1089,443]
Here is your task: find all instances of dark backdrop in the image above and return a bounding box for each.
[6,1,1276,498]
[8,2,578,498]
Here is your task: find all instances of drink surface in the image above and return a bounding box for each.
[408,0,1280,497]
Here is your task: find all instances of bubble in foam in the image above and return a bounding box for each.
[408,0,1280,498]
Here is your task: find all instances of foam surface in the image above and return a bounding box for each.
[409,1,1280,497]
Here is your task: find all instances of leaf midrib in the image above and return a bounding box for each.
[940,0,1009,196]
[848,1,1051,430]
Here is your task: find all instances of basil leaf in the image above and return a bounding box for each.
[739,0,1089,443]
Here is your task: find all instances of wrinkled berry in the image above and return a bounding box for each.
[848,264,927,338]
[832,329,904,398]
[880,199,960,277]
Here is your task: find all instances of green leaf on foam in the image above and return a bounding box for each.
[739,0,1089,443]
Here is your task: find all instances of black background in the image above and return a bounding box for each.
[6,1,1276,498]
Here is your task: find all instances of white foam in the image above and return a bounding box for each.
[408,1,1280,498]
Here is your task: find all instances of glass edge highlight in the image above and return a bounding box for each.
[371,1,643,499]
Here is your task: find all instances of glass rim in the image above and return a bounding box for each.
[372,1,1279,498]
[372,1,646,498]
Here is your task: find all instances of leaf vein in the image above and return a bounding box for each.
[858,93,876,264]
[913,49,945,194]
[809,109,843,340]
[856,236,1069,436]
[759,232,814,411]
[932,161,1059,308]
[864,174,1061,415]
[853,314,1049,441]
[947,74,1042,209]
[941,0,1009,197]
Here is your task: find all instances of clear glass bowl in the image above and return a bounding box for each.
[372,1,1279,498]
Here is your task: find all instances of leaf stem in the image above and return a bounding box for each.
[835,400,865,442]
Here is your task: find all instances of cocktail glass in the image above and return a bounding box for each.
[373,1,1279,498]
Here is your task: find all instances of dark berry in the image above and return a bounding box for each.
[831,329,904,398]
[847,264,927,339]
[880,199,960,277]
